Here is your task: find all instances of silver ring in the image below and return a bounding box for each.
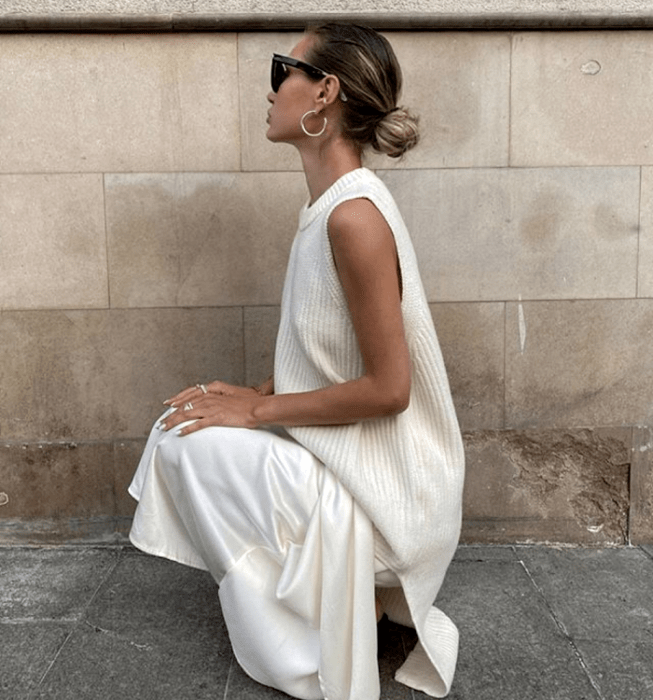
[184,402,193,410]
[197,384,208,394]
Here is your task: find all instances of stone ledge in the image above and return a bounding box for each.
[3,4,653,32]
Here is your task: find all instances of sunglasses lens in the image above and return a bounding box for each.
[271,59,287,93]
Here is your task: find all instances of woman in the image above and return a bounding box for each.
[129,23,464,700]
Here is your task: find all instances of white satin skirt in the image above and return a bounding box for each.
[129,413,397,700]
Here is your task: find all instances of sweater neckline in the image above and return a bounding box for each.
[299,167,372,231]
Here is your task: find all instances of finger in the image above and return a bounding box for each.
[164,385,202,406]
[159,407,199,431]
[175,418,208,437]
[163,388,192,406]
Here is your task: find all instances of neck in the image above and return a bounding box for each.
[298,136,362,206]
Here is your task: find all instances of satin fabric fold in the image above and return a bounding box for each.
[129,417,381,700]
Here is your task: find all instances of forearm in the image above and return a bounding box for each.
[250,374,409,428]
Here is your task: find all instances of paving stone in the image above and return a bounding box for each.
[442,639,598,700]
[0,623,71,698]
[0,548,118,622]
[575,639,653,699]
[30,621,229,700]
[437,559,561,645]
[32,551,231,700]
[3,546,651,700]
[85,550,228,647]
[432,556,599,699]
[515,547,653,641]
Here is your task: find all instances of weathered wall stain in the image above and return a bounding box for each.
[465,429,630,542]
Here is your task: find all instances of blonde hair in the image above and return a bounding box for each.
[306,23,419,158]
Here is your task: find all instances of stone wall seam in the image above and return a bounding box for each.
[636,166,644,298]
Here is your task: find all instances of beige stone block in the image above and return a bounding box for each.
[637,167,653,297]
[0,34,239,173]
[380,167,639,302]
[511,32,653,166]
[368,32,510,170]
[0,442,115,522]
[0,307,243,441]
[505,300,653,429]
[631,427,653,544]
[240,32,510,171]
[239,32,304,172]
[462,428,630,545]
[114,439,147,520]
[105,172,307,307]
[0,175,107,310]
[430,302,505,431]
[244,306,280,386]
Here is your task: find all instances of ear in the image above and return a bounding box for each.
[316,74,343,109]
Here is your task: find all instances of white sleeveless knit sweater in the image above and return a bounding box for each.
[274,168,465,698]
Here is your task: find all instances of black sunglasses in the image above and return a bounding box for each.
[271,53,347,101]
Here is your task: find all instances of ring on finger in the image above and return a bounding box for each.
[184,402,193,410]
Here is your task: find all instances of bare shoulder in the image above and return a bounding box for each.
[328,197,393,252]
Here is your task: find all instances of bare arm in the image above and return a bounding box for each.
[162,198,411,435]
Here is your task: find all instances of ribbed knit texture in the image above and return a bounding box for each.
[275,168,465,697]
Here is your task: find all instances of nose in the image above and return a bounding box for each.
[267,91,275,104]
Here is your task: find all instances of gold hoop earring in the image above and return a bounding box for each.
[301,110,327,137]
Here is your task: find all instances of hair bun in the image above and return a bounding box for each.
[374,107,420,159]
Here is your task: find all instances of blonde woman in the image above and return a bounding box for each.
[129,23,464,700]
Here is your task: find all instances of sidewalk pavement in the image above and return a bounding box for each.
[1,544,652,700]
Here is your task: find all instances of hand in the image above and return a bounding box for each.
[164,380,257,408]
[159,381,262,436]
[159,392,262,436]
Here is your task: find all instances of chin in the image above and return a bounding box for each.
[266,130,288,145]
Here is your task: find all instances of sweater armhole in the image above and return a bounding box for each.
[325,195,404,303]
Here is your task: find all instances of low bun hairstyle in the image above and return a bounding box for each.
[305,23,419,158]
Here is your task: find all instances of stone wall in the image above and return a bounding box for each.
[1,27,652,545]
